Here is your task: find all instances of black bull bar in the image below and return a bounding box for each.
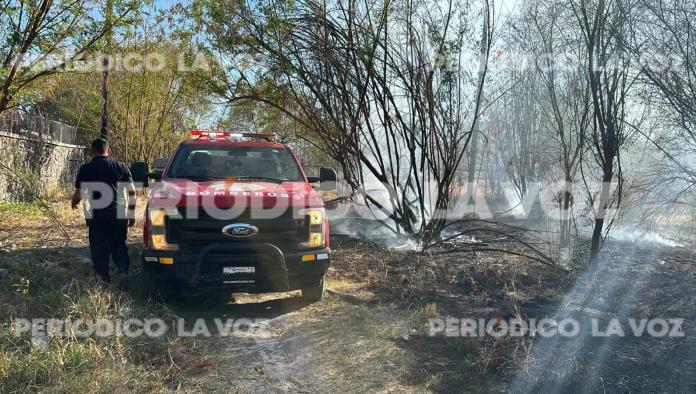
[189,243,289,290]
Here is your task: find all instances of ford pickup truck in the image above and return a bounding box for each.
[130,131,337,301]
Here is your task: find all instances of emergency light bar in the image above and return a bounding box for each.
[189,130,277,142]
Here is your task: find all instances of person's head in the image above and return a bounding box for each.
[91,138,110,157]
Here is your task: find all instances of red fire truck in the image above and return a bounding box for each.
[130,131,337,301]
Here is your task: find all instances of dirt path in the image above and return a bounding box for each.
[164,278,441,392]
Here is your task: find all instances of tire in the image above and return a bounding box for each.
[301,274,326,302]
[140,268,180,301]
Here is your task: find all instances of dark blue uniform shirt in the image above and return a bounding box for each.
[75,156,133,221]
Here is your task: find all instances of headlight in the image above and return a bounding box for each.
[298,208,325,249]
[150,209,166,226]
[151,235,176,251]
[305,209,323,225]
[148,208,178,251]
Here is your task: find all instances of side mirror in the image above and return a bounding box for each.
[149,158,167,182]
[317,167,337,192]
[153,158,168,172]
[131,158,168,187]
[130,161,149,187]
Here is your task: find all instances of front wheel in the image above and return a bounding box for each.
[301,274,326,302]
[140,267,181,301]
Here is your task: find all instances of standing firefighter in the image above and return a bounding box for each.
[71,138,136,286]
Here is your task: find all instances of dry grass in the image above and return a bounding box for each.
[324,234,696,392]
[1,194,693,392]
[0,196,214,393]
[181,236,569,392]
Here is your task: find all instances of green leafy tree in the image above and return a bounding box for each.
[0,0,141,115]
[32,4,216,163]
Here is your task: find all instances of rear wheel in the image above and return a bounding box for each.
[140,267,181,301]
[301,274,326,302]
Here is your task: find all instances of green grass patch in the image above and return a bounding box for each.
[0,201,44,216]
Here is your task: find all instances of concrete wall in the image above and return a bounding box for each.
[0,131,86,201]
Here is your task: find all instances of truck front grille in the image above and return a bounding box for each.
[165,208,301,250]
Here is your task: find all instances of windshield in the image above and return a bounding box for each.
[166,145,303,182]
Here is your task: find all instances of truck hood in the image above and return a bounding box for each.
[149,179,324,210]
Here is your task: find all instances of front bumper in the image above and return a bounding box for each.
[142,243,330,292]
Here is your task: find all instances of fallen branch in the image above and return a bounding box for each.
[427,226,554,263]
[432,245,567,272]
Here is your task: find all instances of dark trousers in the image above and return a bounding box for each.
[88,219,129,282]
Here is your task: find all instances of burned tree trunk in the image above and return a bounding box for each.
[570,0,633,268]
[589,161,614,264]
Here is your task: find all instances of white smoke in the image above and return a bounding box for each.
[607,227,684,248]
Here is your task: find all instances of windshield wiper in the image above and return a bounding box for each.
[177,175,220,181]
[234,176,289,183]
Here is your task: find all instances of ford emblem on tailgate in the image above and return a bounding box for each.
[221,223,259,238]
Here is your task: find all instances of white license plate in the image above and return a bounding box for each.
[223,266,255,275]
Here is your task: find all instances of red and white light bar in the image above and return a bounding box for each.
[189,130,276,142]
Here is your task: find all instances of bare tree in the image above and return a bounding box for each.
[633,0,696,140]
[203,0,495,245]
[623,0,696,218]
[570,0,635,265]
[520,1,592,243]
